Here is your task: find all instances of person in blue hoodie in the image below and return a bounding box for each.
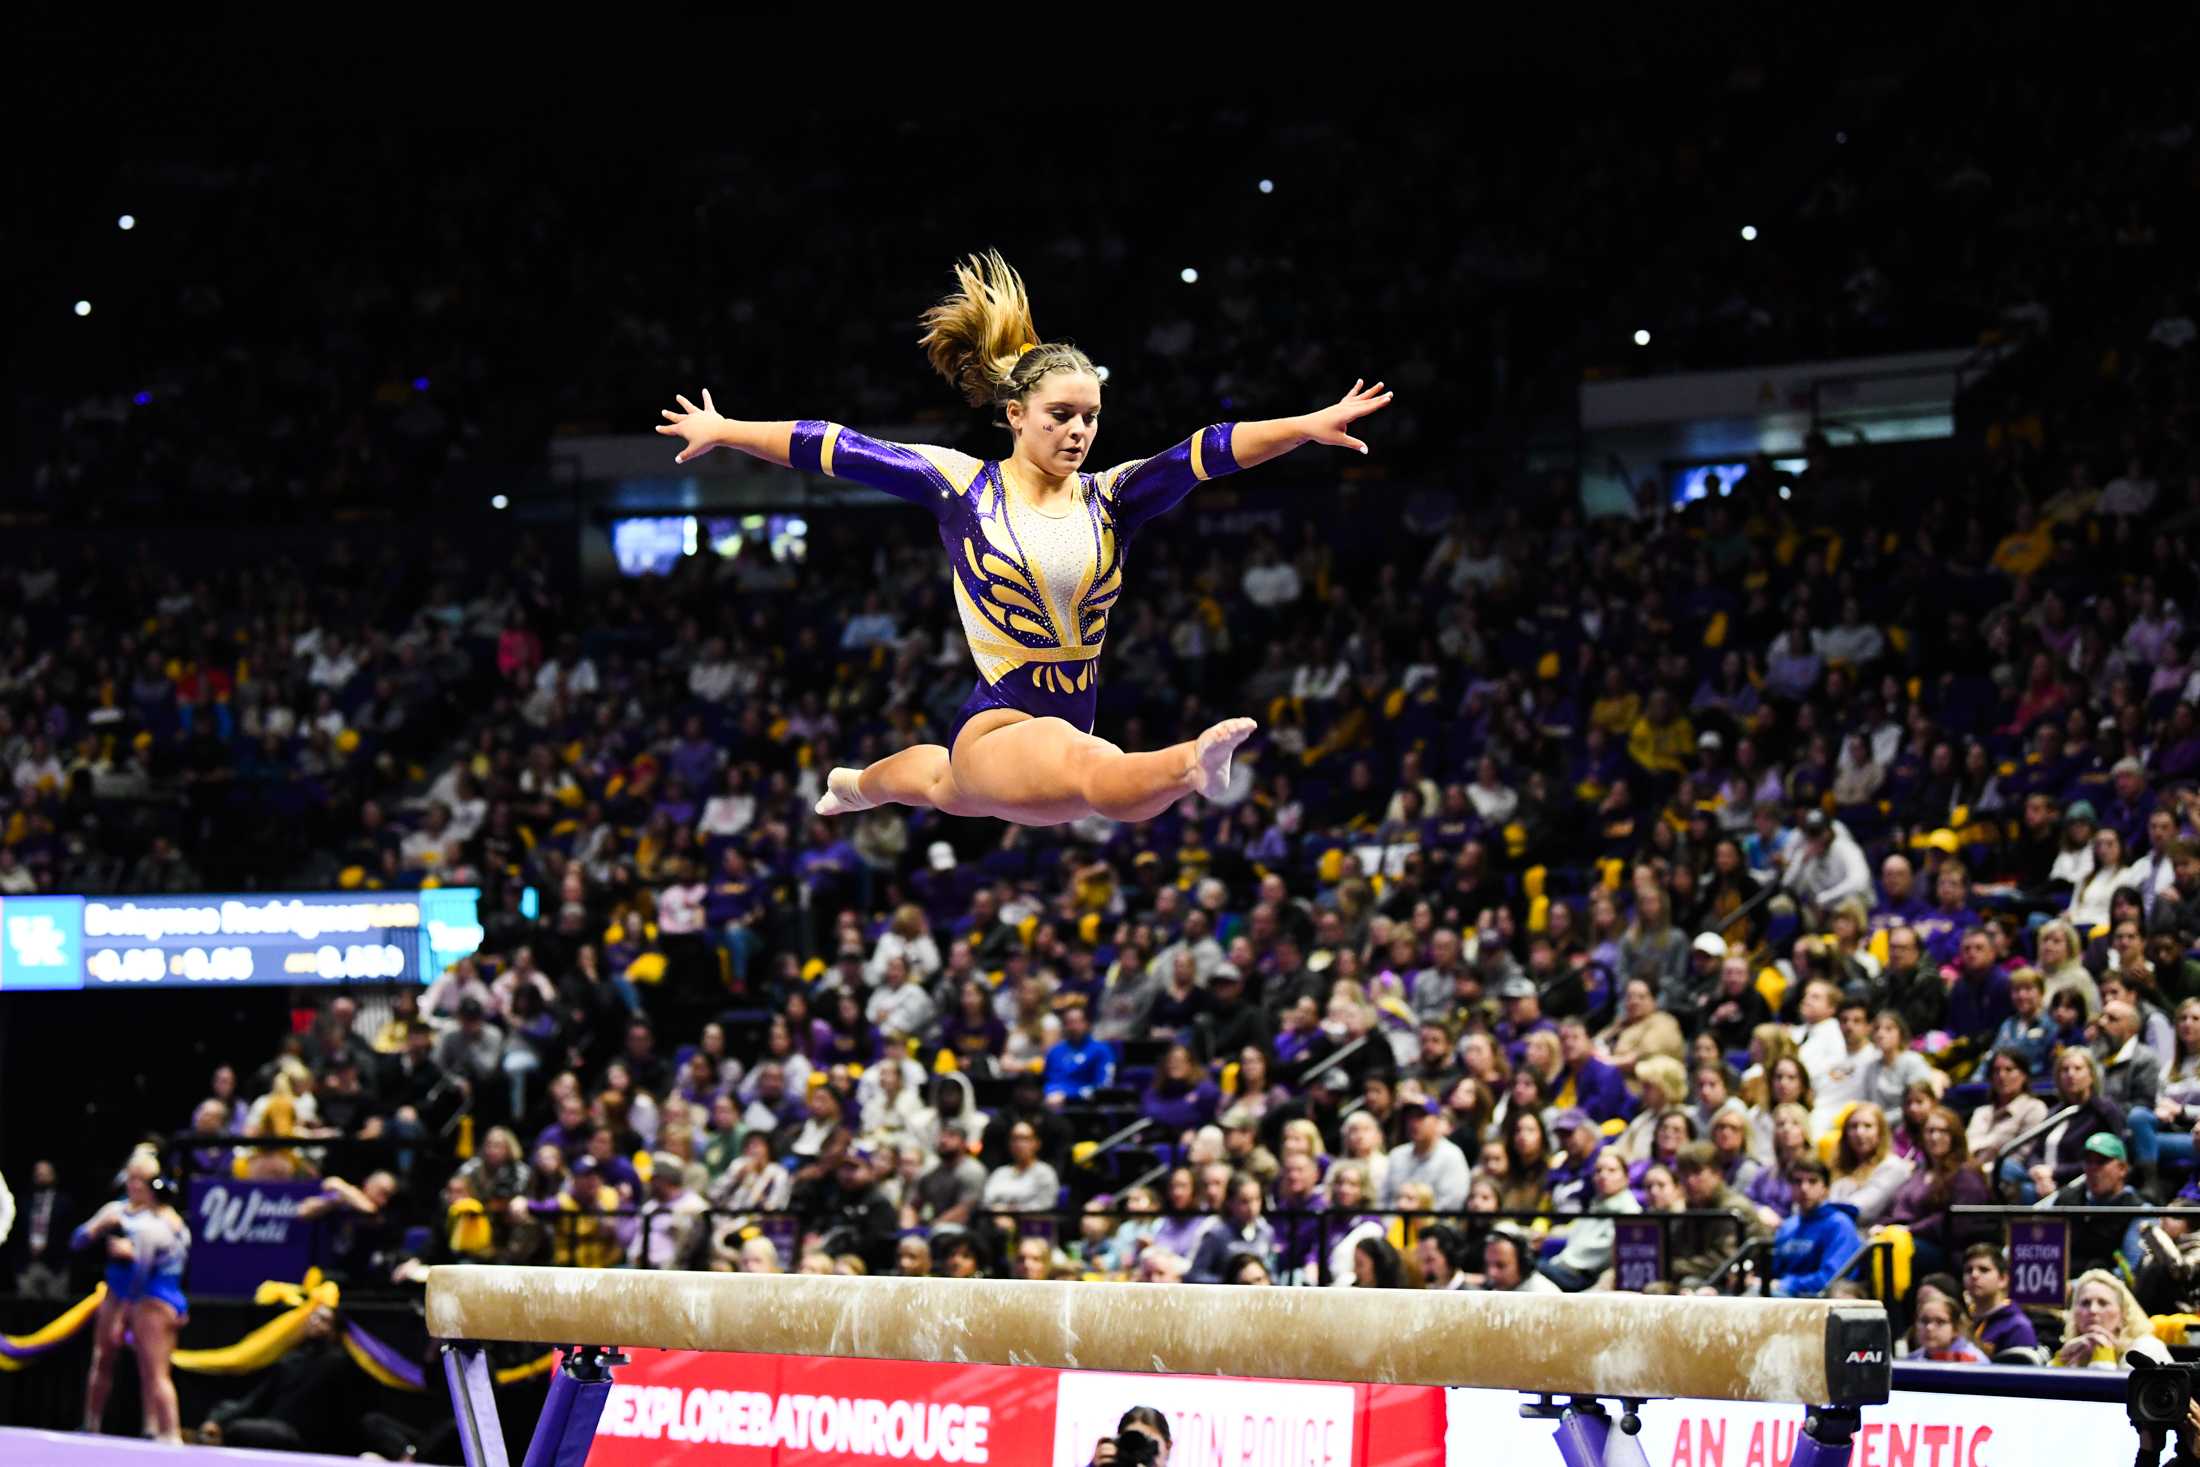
[1766,1157,1863,1298]
[1042,999,1117,1106]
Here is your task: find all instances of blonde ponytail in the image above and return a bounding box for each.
[919,251,1099,417]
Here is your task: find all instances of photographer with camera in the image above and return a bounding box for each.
[1088,1405,1172,1467]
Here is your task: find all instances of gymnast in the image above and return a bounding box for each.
[656,251,1390,827]
[75,1150,191,1443]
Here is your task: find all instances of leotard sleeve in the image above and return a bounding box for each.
[790,422,984,518]
[1095,424,1241,539]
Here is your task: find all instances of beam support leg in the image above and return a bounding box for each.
[442,1344,510,1467]
[520,1346,626,1467]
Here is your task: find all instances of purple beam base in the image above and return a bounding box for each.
[1786,1405,1862,1467]
[520,1348,622,1467]
[1549,1405,1651,1467]
[0,1428,361,1465]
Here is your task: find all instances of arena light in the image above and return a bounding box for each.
[74,300,91,317]
[1633,328,1651,346]
[1258,178,1274,194]
[1740,225,1758,242]
[133,391,151,406]
[1179,267,1199,284]
[1094,364,1110,381]
[117,214,136,231]
[412,376,431,391]
[490,494,509,510]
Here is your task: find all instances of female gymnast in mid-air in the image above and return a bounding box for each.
[656,251,1391,828]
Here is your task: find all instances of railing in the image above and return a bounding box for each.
[338,1203,1792,1298]
[1987,1104,2081,1198]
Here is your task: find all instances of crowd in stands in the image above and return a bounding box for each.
[4,43,2199,1385]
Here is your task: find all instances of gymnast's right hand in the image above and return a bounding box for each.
[657,389,729,464]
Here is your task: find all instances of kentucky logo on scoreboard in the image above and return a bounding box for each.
[0,896,88,991]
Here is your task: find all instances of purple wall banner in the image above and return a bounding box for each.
[186,1178,323,1295]
[2007,1216,2069,1308]
[1612,1217,1665,1292]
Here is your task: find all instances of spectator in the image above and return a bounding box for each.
[1782,812,1873,919]
[2053,1270,2170,1368]
[2035,1134,2146,1277]
[1188,1173,1275,1284]
[1909,1292,1988,1363]
[1601,977,1685,1078]
[1959,1244,2039,1357]
[1988,970,2056,1077]
[1885,1106,1991,1280]
[1041,1001,1116,1107]
[633,1154,709,1269]
[1966,1049,2049,1173]
[1554,1018,1629,1123]
[433,1000,504,1101]
[1383,1097,1469,1210]
[6,1160,75,1299]
[1540,1149,1641,1291]
[1142,1046,1220,1137]
[1479,1229,1560,1295]
[1766,1158,1863,1298]
[1828,1103,1912,1227]
[1669,1142,1771,1287]
[1858,1011,1942,1115]
[1943,929,2014,1050]
[2097,999,2165,1117]
[981,1121,1061,1214]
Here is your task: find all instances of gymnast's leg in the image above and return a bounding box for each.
[950,713,1257,826]
[81,1296,127,1433]
[815,743,963,816]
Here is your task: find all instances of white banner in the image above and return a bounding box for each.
[1053,1372,1358,1467]
[1444,1384,2137,1466]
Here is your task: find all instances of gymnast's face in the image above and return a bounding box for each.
[1004,370,1101,478]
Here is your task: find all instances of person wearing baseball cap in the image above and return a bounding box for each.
[1382,1094,1468,1211]
[2036,1130,2146,1276]
[1782,809,1870,927]
[1493,975,1554,1068]
[1544,1108,1605,1211]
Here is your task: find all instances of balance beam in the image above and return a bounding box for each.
[425,1266,1889,1406]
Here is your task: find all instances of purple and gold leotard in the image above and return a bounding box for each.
[790,421,1242,750]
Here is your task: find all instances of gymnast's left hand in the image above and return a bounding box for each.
[1299,379,1393,454]
[657,389,729,464]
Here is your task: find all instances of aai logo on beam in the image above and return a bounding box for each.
[0,896,86,991]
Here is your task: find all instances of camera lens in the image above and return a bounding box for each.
[2133,1371,2188,1425]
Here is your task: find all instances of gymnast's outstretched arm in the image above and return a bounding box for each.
[658,392,980,515]
[1103,379,1394,538]
[1229,378,1393,468]
[659,392,794,466]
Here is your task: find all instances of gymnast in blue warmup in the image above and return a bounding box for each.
[657,251,1391,828]
[75,1149,190,1443]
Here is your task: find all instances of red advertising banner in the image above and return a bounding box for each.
[590,1351,1448,1467]
[590,1350,1060,1466]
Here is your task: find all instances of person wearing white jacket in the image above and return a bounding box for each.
[1539,1150,1642,1291]
[867,905,942,986]
[1780,811,1873,919]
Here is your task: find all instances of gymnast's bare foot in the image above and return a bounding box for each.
[815,767,875,817]
[1186,718,1257,797]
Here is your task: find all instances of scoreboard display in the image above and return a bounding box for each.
[0,889,484,991]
